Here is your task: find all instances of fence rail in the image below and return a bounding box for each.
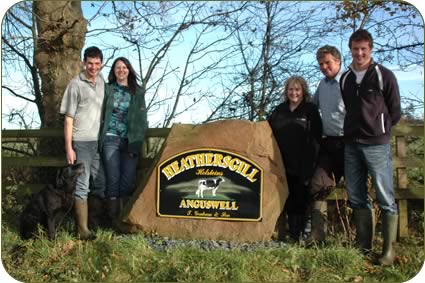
[2,122,423,238]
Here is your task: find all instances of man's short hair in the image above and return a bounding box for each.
[316,45,341,62]
[83,46,103,62]
[349,29,374,49]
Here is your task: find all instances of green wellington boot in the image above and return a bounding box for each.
[377,213,398,266]
[74,199,96,240]
[353,208,375,254]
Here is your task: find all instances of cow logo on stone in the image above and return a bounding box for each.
[196,177,225,198]
[157,148,263,221]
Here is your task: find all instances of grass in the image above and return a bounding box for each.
[1,222,424,282]
[2,178,424,282]
[2,131,424,281]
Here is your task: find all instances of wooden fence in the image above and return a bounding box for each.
[2,122,423,238]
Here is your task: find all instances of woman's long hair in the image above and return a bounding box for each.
[282,75,311,102]
[108,57,139,95]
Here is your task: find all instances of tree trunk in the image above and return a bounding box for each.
[32,1,87,171]
[33,1,87,129]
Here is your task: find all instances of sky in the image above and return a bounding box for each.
[1,0,424,129]
[81,0,425,124]
[0,2,425,283]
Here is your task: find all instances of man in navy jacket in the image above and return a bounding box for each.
[340,29,401,266]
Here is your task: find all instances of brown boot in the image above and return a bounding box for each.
[74,199,96,240]
[305,201,327,246]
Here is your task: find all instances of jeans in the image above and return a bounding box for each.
[73,141,105,200]
[102,135,139,199]
[344,142,398,214]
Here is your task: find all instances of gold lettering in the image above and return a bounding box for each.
[205,201,211,209]
[195,169,223,176]
[170,161,180,174]
[180,157,191,171]
[179,199,187,208]
[236,160,246,174]
[161,165,175,180]
[228,158,240,171]
[161,151,261,183]
[231,201,239,210]
[205,153,214,166]
[211,201,220,209]
[240,163,251,177]
[194,211,213,217]
[193,200,200,208]
[224,201,229,210]
[213,153,224,167]
[195,154,205,167]
[247,168,259,182]
[186,199,195,208]
[186,155,196,167]
[222,155,232,168]
[181,199,239,211]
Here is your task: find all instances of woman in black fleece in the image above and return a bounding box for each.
[268,76,322,241]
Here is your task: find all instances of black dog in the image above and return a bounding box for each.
[20,163,84,240]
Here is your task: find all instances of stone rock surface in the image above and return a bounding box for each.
[122,120,288,242]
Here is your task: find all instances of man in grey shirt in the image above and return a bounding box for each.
[60,46,105,240]
[305,45,345,245]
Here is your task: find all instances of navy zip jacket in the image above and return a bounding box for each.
[340,61,401,144]
[268,101,322,184]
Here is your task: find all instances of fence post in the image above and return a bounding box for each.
[395,135,408,238]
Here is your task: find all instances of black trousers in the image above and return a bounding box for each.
[284,174,309,215]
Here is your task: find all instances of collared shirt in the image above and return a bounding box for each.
[313,72,345,137]
[60,72,105,141]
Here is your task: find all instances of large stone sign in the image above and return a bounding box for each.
[121,120,288,242]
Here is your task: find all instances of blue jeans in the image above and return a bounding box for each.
[344,142,398,214]
[73,141,105,200]
[102,136,139,199]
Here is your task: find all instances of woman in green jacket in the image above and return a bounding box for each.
[99,57,148,223]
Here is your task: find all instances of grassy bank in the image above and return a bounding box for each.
[1,224,424,282]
